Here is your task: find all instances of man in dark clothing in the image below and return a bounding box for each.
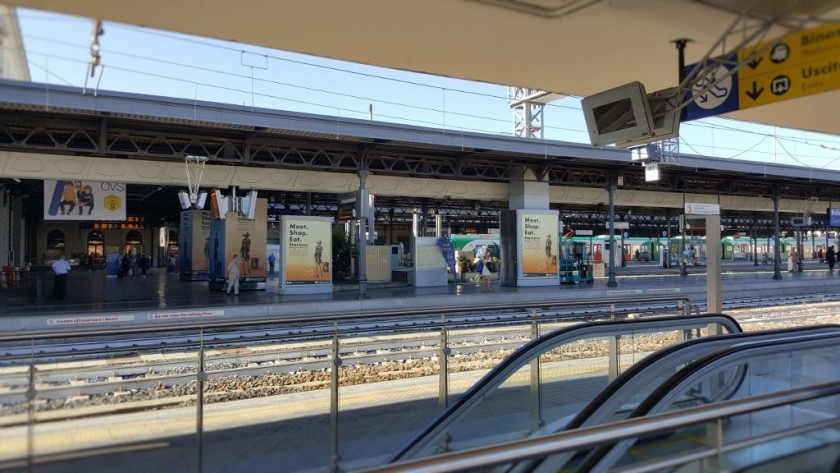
[827,246,836,272]
[52,255,71,299]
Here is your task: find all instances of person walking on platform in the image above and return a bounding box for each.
[51,254,71,299]
[787,247,799,272]
[226,254,241,296]
[268,252,276,275]
[827,246,836,273]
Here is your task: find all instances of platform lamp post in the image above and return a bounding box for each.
[607,172,618,287]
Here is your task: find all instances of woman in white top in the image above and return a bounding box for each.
[481,252,493,292]
[787,247,798,272]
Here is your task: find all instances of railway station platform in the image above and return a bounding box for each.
[1,260,837,333]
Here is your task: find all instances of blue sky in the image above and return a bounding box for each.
[15,8,840,170]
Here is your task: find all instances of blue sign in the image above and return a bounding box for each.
[436,237,457,277]
[104,251,120,277]
[829,208,840,227]
[684,54,740,121]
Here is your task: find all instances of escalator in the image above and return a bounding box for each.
[391,314,742,462]
[541,333,840,472]
[389,318,840,472]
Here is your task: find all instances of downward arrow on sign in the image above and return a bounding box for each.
[745,81,764,100]
[747,56,763,70]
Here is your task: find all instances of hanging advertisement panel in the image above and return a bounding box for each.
[179,210,194,273]
[192,211,211,272]
[43,180,127,221]
[223,199,268,281]
[208,216,227,280]
[283,218,332,284]
[179,210,211,279]
[521,213,558,277]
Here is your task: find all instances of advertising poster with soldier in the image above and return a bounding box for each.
[223,199,267,281]
[179,210,211,277]
[283,218,331,284]
[521,213,558,277]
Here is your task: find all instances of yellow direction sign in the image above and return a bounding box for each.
[738,24,840,109]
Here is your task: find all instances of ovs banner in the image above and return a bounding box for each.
[44,180,126,221]
[284,219,331,284]
[521,213,558,276]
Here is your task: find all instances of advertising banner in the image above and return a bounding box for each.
[224,199,268,280]
[283,218,332,284]
[208,216,227,279]
[436,237,457,276]
[521,213,558,277]
[179,210,211,275]
[43,180,126,221]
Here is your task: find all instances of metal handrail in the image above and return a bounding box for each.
[359,381,840,473]
[391,314,741,461]
[0,295,690,343]
[1,294,690,473]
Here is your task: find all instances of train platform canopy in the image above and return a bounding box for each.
[6,0,840,137]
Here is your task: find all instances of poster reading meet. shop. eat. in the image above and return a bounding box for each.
[521,213,558,277]
[284,219,331,284]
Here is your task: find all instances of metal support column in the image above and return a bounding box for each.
[680,199,688,276]
[196,330,206,473]
[752,214,759,266]
[330,322,342,472]
[529,308,543,433]
[773,188,783,280]
[439,314,450,408]
[357,170,369,299]
[706,213,722,313]
[607,174,617,287]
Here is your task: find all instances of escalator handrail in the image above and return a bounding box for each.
[582,333,840,473]
[567,324,840,432]
[361,381,840,473]
[390,313,741,461]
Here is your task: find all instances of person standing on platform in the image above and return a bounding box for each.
[480,251,493,292]
[827,246,836,273]
[787,247,798,272]
[268,252,276,275]
[226,254,241,296]
[52,254,71,299]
